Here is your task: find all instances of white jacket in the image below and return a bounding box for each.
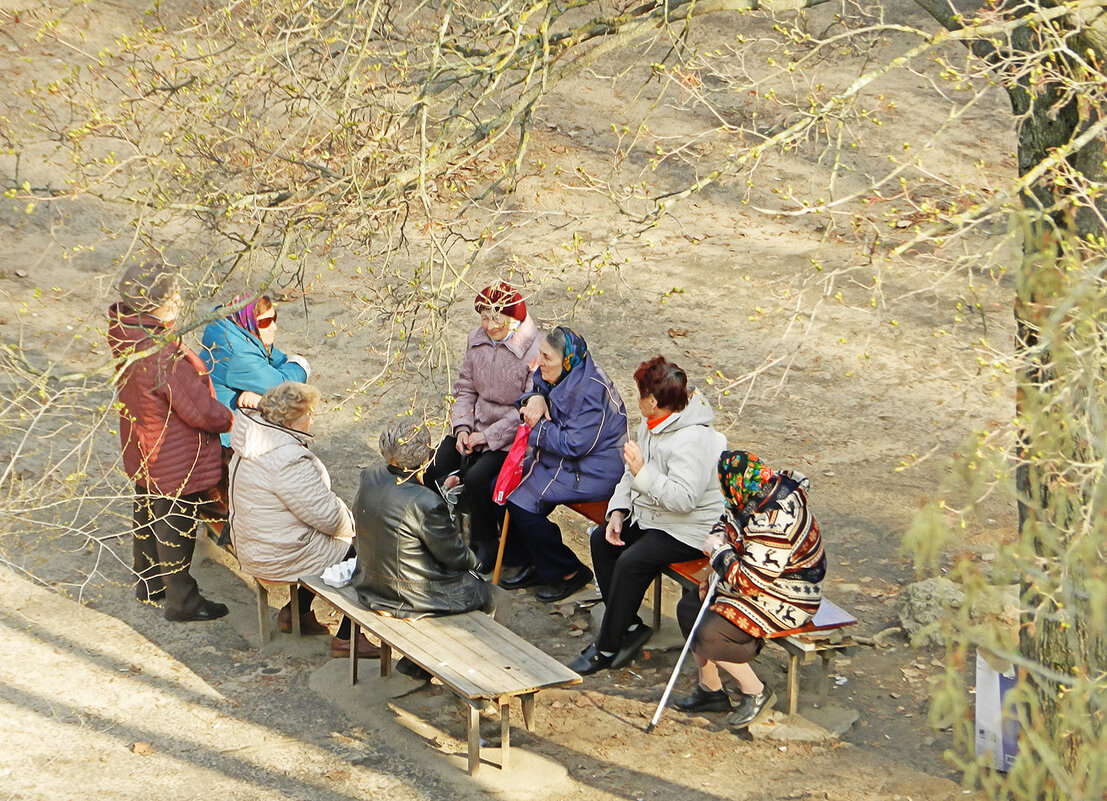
[606,391,727,550]
[228,409,354,582]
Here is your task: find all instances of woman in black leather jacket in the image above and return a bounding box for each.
[344,419,492,617]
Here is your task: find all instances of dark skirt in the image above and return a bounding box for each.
[676,587,764,664]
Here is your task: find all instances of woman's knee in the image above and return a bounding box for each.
[508,503,551,528]
[614,538,667,576]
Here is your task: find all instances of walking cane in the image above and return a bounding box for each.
[645,571,720,734]
[491,509,510,586]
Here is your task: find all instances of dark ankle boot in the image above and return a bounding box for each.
[673,685,732,713]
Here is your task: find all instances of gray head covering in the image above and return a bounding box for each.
[117,257,179,313]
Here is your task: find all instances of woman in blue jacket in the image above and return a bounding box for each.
[501,326,627,602]
[201,295,310,447]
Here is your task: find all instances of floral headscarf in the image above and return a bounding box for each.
[226,294,261,338]
[718,450,776,512]
[556,326,588,377]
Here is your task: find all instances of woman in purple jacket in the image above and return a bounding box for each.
[500,327,628,602]
[423,283,541,569]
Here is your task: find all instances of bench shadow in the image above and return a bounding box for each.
[0,559,446,797]
[0,678,395,801]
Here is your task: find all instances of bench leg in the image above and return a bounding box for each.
[380,642,392,677]
[254,581,270,645]
[350,621,360,686]
[815,652,832,709]
[651,575,663,633]
[787,652,800,716]
[520,692,536,733]
[499,700,510,770]
[289,583,301,637]
[467,702,481,776]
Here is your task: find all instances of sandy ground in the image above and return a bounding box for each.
[0,0,1018,798]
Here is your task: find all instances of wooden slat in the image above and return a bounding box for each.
[665,557,710,585]
[422,614,579,692]
[766,601,859,640]
[565,501,608,525]
[376,614,579,698]
[370,615,543,697]
[809,598,857,628]
[300,577,580,700]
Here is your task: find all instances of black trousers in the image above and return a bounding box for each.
[132,486,208,617]
[590,521,702,652]
[422,435,508,545]
[502,501,589,582]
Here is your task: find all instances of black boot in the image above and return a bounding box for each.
[673,685,732,713]
[727,688,776,728]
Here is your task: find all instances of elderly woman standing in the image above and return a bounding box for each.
[201,294,309,445]
[229,381,377,658]
[674,451,825,728]
[422,283,540,568]
[570,356,726,674]
[501,327,628,602]
[108,257,234,622]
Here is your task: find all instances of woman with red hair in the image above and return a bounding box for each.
[569,356,726,674]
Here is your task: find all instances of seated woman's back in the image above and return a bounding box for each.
[228,385,352,582]
[345,420,490,618]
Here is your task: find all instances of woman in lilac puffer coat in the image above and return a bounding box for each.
[423,283,541,569]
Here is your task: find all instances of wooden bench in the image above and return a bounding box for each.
[299,575,582,775]
[200,517,298,644]
[661,557,859,715]
[562,503,862,714]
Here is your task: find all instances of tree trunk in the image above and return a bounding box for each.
[1009,13,1107,788]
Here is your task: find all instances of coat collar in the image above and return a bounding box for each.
[231,408,313,458]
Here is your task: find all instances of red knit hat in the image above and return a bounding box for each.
[474,282,527,322]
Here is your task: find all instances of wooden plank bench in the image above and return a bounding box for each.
[199,517,300,644]
[563,503,862,714]
[661,557,860,715]
[299,575,582,775]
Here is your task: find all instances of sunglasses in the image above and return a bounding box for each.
[257,310,277,329]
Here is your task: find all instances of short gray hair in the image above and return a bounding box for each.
[259,382,320,428]
[379,418,432,471]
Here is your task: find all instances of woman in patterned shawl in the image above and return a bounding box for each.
[672,450,826,729]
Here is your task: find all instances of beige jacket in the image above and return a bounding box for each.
[228,409,353,582]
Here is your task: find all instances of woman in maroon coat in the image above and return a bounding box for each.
[108,257,234,621]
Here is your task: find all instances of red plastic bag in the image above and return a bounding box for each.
[492,423,532,505]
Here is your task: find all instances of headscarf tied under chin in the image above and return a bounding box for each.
[718,450,776,513]
[556,326,588,378]
[227,295,261,338]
